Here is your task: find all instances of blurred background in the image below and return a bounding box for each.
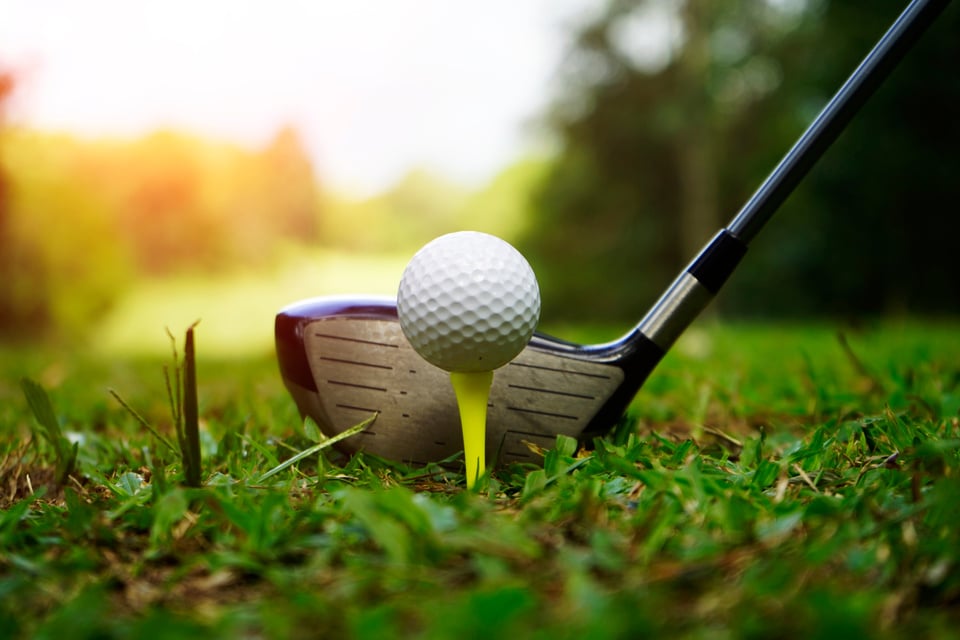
[1,0,957,357]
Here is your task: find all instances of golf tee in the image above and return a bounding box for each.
[449,370,494,490]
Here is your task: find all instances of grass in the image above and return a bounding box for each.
[1,318,959,638]
[95,247,408,357]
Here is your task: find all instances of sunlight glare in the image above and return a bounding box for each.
[0,0,594,194]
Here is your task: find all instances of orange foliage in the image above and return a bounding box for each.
[0,121,322,337]
[71,127,320,274]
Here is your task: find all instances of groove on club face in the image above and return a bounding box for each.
[275,296,664,464]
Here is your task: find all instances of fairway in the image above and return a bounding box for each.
[2,320,959,638]
[95,248,409,358]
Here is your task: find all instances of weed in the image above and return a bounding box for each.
[110,324,205,488]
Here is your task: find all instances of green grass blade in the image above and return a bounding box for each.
[20,377,76,483]
[108,388,178,454]
[256,414,376,483]
[20,377,64,444]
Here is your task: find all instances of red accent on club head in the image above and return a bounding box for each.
[275,296,398,392]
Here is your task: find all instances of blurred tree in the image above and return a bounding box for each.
[321,159,547,255]
[0,123,324,338]
[321,169,469,252]
[727,0,960,316]
[111,132,217,272]
[259,126,320,241]
[68,127,321,274]
[197,126,321,265]
[0,132,134,339]
[455,157,551,242]
[101,129,322,273]
[523,0,959,322]
[0,67,12,273]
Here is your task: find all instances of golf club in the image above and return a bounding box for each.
[276,0,950,466]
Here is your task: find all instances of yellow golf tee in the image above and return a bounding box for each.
[449,370,494,490]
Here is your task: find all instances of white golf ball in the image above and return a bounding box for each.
[397,231,540,373]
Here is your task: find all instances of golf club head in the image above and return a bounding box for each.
[275,295,663,465]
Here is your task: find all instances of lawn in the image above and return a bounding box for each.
[2,319,959,638]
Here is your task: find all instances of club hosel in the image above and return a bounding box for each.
[636,229,748,351]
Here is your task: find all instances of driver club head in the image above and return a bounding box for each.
[275,295,663,465]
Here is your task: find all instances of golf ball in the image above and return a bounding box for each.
[397,231,540,373]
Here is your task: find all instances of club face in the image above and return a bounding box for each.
[275,296,663,465]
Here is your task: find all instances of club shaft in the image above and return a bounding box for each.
[636,0,948,352]
[727,0,950,244]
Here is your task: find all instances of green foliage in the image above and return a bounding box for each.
[0,128,320,338]
[455,157,551,241]
[320,169,471,253]
[0,132,134,338]
[0,119,546,341]
[727,0,960,316]
[318,160,548,256]
[524,0,960,322]
[74,128,320,273]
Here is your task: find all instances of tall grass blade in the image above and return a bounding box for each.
[108,388,178,454]
[182,322,202,487]
[19,377,78,484]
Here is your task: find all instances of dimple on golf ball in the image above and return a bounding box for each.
[397,231,540,373]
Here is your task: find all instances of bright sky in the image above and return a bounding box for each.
[0,0,598,195]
